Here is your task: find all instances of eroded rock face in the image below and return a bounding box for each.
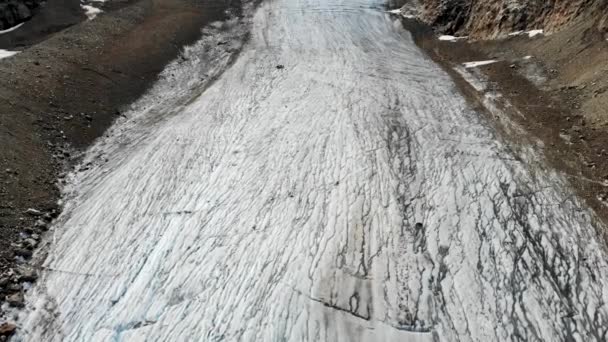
[0,0,42,30]
[416,0,608,38]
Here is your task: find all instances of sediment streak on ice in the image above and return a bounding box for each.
[16,0,608,341]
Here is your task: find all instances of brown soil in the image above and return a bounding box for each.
[0,0,241,323]
[403,17,608,241]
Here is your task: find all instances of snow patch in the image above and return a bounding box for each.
[528,29,544,37]
[438,35,467,42]
[386,8,414,19]
[463,60,498,68]
[0,49,19,59]
[508,29,544,38]
[0,22,24,34]
[81,5,102,20]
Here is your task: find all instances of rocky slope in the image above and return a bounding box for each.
[401,0,608,238]
[0,0,42,30]
[415,0,608,39]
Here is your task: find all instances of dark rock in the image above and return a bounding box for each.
[6,283,21,292]
[6,292,24,308]
[35,220,48,230]
[25,208,42,216]
[0,0,40,30]
[0,323,16,337]
[14,248,32,258]
[15,3,30,19]
[18,269,37,282]
[23,238,37,249]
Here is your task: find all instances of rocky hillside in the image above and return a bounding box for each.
[0,0,42,30]
[415,0,608,39]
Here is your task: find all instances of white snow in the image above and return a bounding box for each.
[81,5,102,20]
[508,29,544,38]
[0,49,19,59]
[386,9,415,19]
[15,0,608,341]
[0,22,24,34]
[463,59,499,68]
[438,35,467,42]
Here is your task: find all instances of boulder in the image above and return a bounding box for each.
[0,323,16,337]
[14,248,33,258]
[6,292,24,308]
[18,268,37,282]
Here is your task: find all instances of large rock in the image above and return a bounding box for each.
[18,268,37,282]
[0,322,16,337]
[0,0,42,30]
[6,292,24,308]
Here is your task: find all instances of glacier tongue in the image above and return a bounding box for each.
[15,0,608,340]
